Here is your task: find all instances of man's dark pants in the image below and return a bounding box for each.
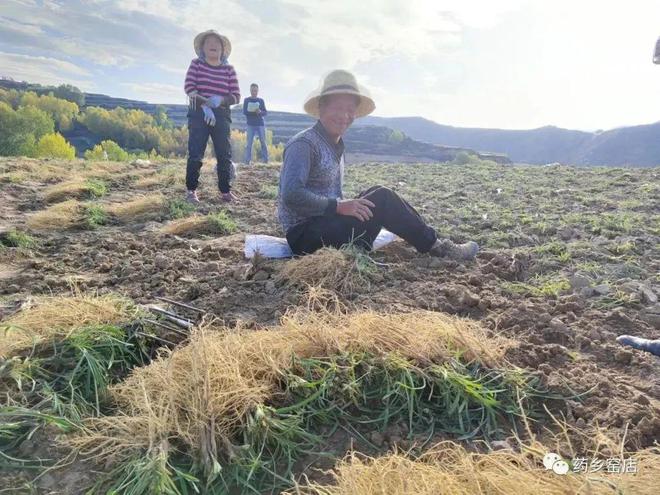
[286,186,437,255]
[186,106,232,193]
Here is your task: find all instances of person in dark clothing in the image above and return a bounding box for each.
[243,83,268,164]
[277,69,479,260]
[184,29,240,204]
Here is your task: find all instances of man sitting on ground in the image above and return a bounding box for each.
[277,69,479,261]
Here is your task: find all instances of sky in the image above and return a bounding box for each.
[1,0,659,131]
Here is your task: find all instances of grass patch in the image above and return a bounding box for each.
[134,174,173,189]
[167,198,196,220]
[160,215,208,235]
[299,442,660,495]
[277,245,377,295]
[0,292,139,358]
[258,184,279,199]
[607,240,636,256]
[207,210,238,234]
[161,210,238,236]
[592,289,637,310]
[43,178,107,203]
[26,199,81,231]
[67,307,548,493]
[0,229,37,249]
[83,204,108,229]
[502,276,571,298]
[0,324,152,471]
[107,194,165,223]
[534,241,568,257]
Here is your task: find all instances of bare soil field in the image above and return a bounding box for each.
[0,157,658,494]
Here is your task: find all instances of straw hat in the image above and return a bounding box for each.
[193,30,232,59]
[303,69,375,118]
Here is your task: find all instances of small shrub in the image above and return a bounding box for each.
[84,204,107,229]
[35,132,76,159]
[85,179,107,198]
[0,229,37,249]
[167,198,196,219]
[452,151,473,165]
[207,210,238,234]
[84,140,130,162]
[502,276,570,298]
[258,184,278,199]
[608,241,636,256]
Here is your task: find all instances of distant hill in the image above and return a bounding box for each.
[85,90,660,166]
[80,92,512,164]
[361,116,660,167]
[4,78,659,166]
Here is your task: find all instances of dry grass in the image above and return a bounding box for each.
[80,161,130,175]
[296,442,660,495]
[0,159,75,184]
[0,292,138,357]
[160,215,209,235]
[134,175,165,189]
[133,164,181,189]
[43,178,104,203]
[26,199,81,230]
[66,306,510,463]
[277,246,376,294]
[106,194,165,222]
[161,211,237,236]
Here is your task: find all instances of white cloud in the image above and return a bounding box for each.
[1,0,659,129]
[119,81,183,103]
[0,51,94,89]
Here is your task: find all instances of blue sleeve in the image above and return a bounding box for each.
[243,99,249,116]
[260,98,267,116]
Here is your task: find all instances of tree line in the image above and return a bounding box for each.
[0,86,284,162]
[0,87,187,160]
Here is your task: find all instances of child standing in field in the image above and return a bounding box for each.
[184,30,241,203]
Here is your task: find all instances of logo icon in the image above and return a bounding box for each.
[543,452,570,475]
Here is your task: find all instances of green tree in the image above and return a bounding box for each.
[453,151,473,165]
[36,133,76,159]
[387,129,405,144]
[54,84,85,106]
[20,92,79,131]
[78,106,187,156]
[0,88,23,108]
[0,103,54,157]
[154,105,173,129]
[84,140,129,161]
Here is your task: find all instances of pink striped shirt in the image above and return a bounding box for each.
[184,58,240,104]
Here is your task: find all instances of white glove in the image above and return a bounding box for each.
[202,105,216,126]
[207,95,224,108]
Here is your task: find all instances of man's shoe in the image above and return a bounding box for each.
[616,335,660,356]
[430,239,479,261]
[186,190,200,204]
[221,191,239,203]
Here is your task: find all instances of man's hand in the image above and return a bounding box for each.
[336,198,375,222]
